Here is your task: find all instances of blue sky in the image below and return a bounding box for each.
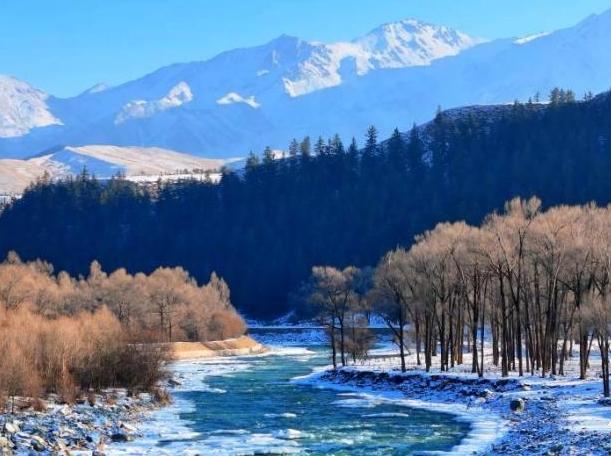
[1,0,610,97]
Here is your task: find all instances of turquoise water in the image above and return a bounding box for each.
[161,345,471,455]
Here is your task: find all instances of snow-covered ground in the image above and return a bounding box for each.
[300,338,611,455]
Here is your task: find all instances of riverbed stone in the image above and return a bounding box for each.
[168,378,182,387]
[30,435,46,451]
[0,436,13,449]
[110,432,133,442]
[510,398,526,412]
[3,422,18,434]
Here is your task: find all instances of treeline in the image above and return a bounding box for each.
[0,253,244,403]
[1,90,610,317]
[310,198,611,397]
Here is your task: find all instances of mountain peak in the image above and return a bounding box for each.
[353,18,484,70]
[0,75,62,138]
[267,33,306,48]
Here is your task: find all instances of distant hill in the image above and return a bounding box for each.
[0,145,230,194]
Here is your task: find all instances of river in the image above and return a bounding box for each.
[108,329,475,455]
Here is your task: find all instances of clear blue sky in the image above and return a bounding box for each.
[2,0,610,97]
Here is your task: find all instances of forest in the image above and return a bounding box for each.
[0,89,610,318]
[309,198,611,396]
[0,253,244,403]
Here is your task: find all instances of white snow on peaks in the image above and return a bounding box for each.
[0,75,62,138]
[282,19,484,97]
[355,19,484,69]
[217,92,261,108]
[115,82,193,124]
[82,83,110,94]
[514,32,551,45]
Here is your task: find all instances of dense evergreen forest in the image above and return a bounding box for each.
[1,89,610,318]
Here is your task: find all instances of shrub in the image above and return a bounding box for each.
[0,307,171,400]
[152,387,171,405]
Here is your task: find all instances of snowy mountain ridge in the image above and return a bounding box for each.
[0,75,62,138]
[115,81,194,124]
[1,10,611,159]
[281,19,483,97]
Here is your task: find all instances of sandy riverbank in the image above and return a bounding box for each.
[169,335,268,360]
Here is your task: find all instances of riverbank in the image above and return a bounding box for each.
[0,390,163,454]
[299,362,611,455]
[169,335,267,359]
[0,336,267,455]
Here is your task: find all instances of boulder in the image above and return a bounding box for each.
[110,432,133,443]
[510,398,525,412]
[3,422,19,434]
[0,436,14,449]
[119,422,137,433]
[168,378,182,387]
[31,435,47,451]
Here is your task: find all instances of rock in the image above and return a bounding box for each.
[482,389,494,398]
[110,432,133,443]
[119,422,137,433]
[3,422,19,434]
[510,398,526,412]
[57,405,71,416]
[31,435,47,451]
[168,378,182,387]
[0,436,13,449]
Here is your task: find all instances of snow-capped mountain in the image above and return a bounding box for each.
[1,10,611,159]
[281,19,483,97]
[115,82,194,124]
[0,76,61,138]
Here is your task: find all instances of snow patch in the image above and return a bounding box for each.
[82,83,110,94]
[216,92,261,108]
[115,81,193,124]
[514,31,551,45]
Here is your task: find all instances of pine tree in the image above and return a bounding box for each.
[387,128,406,170]
[314,136,326,156]
[331,134,344,155]
[263,146,275,165]
[407,124,425,177]
[288,139,299,158]
[245,151,260,172]
[365,126,378,155]
[300,136,311,158]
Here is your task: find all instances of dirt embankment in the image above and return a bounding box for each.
[169,335,267,360]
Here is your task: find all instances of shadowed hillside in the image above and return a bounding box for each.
[1,89,610,317]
